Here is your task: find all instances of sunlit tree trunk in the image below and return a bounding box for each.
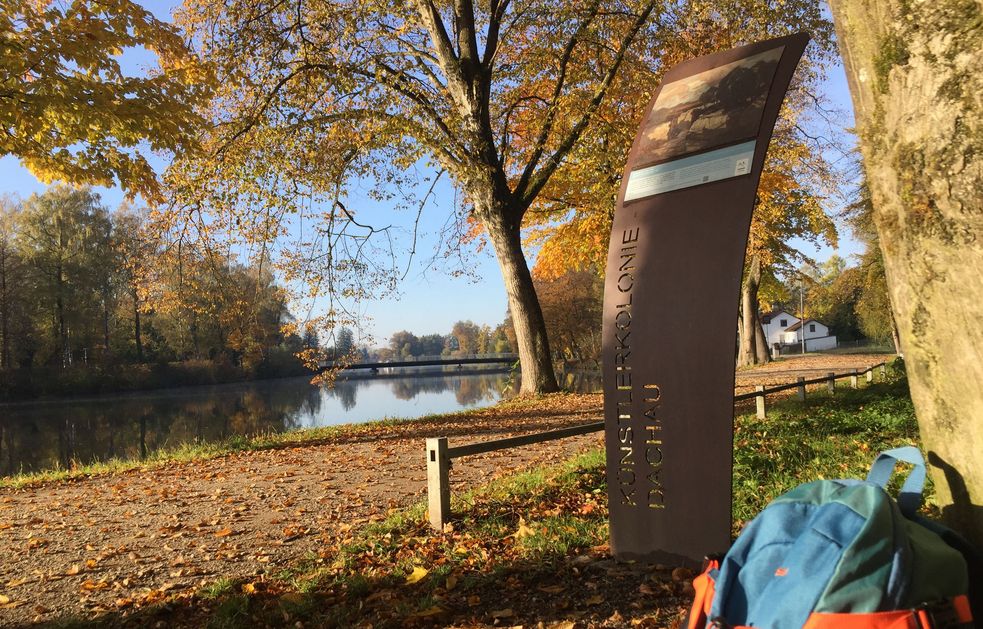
[479,194,559,394]
[830,0,983,548]
[737,255,770,367]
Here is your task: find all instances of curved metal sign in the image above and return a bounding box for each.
[602,33,810,565]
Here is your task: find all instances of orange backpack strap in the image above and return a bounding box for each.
[687,559,720,629]
[802,595,973,629]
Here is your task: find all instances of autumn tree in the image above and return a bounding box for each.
[169,0,840,393]
[842,179,899,350]
[518,4,839,368]
[0,197,26,369]
[0,0,209,201]
[17,186,116,366]
[534,268,603,363]
[449,321,482,356]
[390,331,421,359]
[801,255,865,342]
[113,206,152,361]
[828,0,983,545]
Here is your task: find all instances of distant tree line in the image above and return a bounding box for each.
[375,320,515,362]
[0,186,309,398]
[368,270,604,369]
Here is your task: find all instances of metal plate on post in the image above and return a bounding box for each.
[602,33,810,567]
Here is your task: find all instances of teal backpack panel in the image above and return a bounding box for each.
[705,447,971,628]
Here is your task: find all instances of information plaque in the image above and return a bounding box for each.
[602,33,810,566]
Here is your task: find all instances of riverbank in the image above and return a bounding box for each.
[0,391,556,489]
[0,353,889,485]
[0,353,312,402]
[0,370,918,627]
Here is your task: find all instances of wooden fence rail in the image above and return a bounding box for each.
[426,422,603,530]
[735,362,886,420]
[425,360,888,530]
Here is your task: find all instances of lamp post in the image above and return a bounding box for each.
[799,279,805,355]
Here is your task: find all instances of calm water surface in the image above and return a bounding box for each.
[0,370,598,475]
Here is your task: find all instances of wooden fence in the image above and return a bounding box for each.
[425,361,888,530]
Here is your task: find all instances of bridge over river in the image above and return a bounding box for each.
[319,353,518,373]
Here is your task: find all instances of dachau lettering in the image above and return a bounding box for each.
[602,33,809,564]
[612,226,665,510]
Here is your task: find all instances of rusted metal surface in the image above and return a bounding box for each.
[601,34,810,566]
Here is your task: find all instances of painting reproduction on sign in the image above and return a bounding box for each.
[635,46,784,167]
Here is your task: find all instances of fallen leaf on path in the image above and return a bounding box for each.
[404,565,428,585]
[411,605,445,618]
[491,608,514,619]
[215,528,233,538]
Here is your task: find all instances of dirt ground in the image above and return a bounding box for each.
[0,353,890,626]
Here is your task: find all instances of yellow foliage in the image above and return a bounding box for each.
[0,0,211,202]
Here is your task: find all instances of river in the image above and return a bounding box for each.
[0,369,599,475]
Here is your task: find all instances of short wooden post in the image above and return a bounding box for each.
[866,368,874,384]
[850,369,859,389]
[426,437,451,531]
[827,372,836,395]
[796,377,806,402]
[755,385,766,419]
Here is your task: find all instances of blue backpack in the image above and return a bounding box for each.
[686,447,975,629]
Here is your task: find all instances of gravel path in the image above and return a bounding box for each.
[0,395,604,626]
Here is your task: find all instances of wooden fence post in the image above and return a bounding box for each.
[827,372,836,395]
[850,369,859,389]
[426,437,451,531]
[796,377,806,402]
[867,368,874,384]
[755,385,766,419]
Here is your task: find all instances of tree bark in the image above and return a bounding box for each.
[0,244,9,370]
[479,196,559,394]
[737,255,770,368]
[830,0,983,548]
[133,288,143,361]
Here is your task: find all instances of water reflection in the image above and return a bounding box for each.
[0,370,600,475]
[0,371,509,475]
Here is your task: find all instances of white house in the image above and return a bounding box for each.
[759,310,838,352]
[760,309,799,347]
[781,319,837,352]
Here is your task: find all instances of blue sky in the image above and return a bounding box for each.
[1,1,862,347]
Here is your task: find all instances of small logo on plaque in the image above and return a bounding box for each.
[735,157,750,175]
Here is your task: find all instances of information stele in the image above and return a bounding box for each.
[602,33,809,566]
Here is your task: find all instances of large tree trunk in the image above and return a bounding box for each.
[830,0,983,548]
[480,197,559,395]
[737,254,770,368]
